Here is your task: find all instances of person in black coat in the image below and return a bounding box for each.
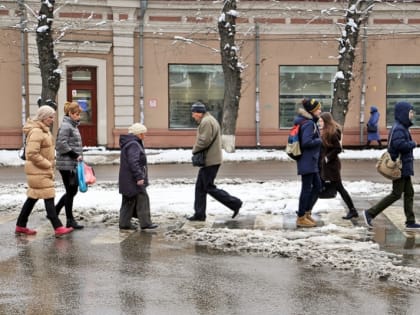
[295,99,322,228]
[118,123,157,230]
[319,112,358,220]
[363,101,420,231]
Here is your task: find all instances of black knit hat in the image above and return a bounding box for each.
[191,102,207,113]
[302,98,321,113]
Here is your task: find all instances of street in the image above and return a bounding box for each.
[4,159,420,183]
[0,161,420,314]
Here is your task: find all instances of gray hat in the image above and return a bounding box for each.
[191,102,206,113]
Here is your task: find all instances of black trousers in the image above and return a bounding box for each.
[56,170,78,220]
[16,197,63,229]
[332,180,356,211]
[194,164,242,219]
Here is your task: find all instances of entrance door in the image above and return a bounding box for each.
[67,67,97,146]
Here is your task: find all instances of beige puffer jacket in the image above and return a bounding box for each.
[23,118,55,199]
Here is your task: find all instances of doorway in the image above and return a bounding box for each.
[67,66,97,146]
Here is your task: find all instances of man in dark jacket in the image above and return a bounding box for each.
[118,123,157,230]
[188,101,242,221]
[363,101,420,231]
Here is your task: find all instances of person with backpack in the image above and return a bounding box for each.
[319,112,358,220]
[363,101,420,231]
[294,99,322,228]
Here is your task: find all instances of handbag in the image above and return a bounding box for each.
[367,123,377,133]
[318,181,337,199]
[84,162,96,185]
[192,151,205,167]
[18,145,26,160]
[376,151,401,180]
[18,134,28,160]
[77,161,88,193]
[191,133,217,167]
[376,127,401,180]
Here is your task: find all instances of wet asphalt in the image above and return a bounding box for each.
[1,160,420,314]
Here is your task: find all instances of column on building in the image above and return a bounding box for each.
[112,19,137,129]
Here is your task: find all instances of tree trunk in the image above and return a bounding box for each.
[218,0,242,153]
[332,0,374,126]
[36,0,60,110]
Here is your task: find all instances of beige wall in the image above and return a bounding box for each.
[0,29,24,147]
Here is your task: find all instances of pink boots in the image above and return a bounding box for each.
[15,226,37,235]
[16,225,73,237]
[55,226,74,236]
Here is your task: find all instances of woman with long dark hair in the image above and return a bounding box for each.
[319,112,358,220]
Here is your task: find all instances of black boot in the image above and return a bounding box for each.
[66,219,84,229]
[342,209,359,220]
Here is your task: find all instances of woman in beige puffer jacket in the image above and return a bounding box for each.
[15,106,74,237]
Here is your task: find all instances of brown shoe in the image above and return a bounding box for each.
[304,211,317,225]
[296,216,316,228]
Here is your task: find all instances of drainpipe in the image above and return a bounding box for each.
[18,0,27,138]
[359,23,368,145]
[255,24,261,147]
[139,0,147,124]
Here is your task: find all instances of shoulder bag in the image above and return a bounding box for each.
[376,128,401,180]
[192,132,217,167]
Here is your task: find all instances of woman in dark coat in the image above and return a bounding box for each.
[366,105,382,148]
[118,123,157,230]
[319,112,358,220]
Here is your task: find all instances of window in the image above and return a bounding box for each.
[279,66,336,128]
[169,64,224,128]
[387,66,420,127]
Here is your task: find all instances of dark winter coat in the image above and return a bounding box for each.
[320,128,342,182]
[192,112,222,167]
[388,102,416,177]
[294,108,322,175]
[367,106,380,141]
[118,134,149,198]
[56,115,83,171]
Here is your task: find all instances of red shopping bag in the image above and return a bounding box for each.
[84,162,96,185]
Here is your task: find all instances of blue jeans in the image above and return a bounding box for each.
[298,172,321,217]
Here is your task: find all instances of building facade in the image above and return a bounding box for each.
[1,0,420,149]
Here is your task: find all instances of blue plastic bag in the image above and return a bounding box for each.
[77,161,88,193]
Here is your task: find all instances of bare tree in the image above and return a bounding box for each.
[36,0,59,109]
[331,0,375,126]
[218,0,243,153]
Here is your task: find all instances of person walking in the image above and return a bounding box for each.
[319,112,358,220]
[55,101,84,229]
[294,99,322,228]
[15,105,74,237]
[366,105,382,149]
[188,101,242,221]
[118,123,158,230]
[363,101,420,231]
